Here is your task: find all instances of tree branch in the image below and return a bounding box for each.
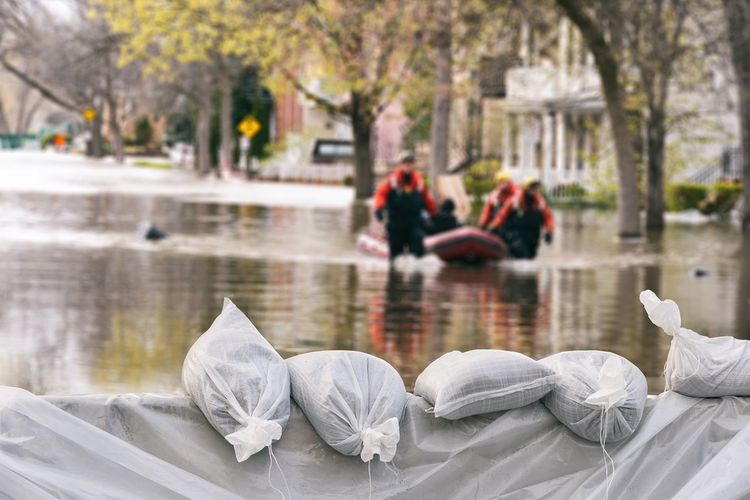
[281,67,349,115]
[0,54,78,112]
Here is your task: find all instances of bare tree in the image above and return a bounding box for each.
[277,0,425,199]
[557,0,642,237]
[0,0,142,160]
[622,0,689,230]
[429,0,453,190]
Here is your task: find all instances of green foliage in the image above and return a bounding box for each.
[40,132,70,149]
[462,158,501,202]
[698,182,743,215]
[132,159,172,170]
[667,183,708,211]
[134,116,153,146]
[464,178,496,201]
[165,111,195,146]
[232,69,273,161]
[40,132,56,149]
[402,95,432,151]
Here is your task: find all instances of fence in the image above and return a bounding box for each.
[256,162,353,183]
[0,134,39,150]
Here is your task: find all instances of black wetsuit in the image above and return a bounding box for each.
[386,188,426,258]
[426,211,459,235]
[495,193,545,259]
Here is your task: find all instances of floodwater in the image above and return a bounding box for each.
[1,152,748,395]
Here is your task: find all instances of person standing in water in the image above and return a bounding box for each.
[479,170,518,230]
[488,177,554,259]
[373,154,437,260]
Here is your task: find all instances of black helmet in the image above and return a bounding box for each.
[399,153,416,164]
[440,198,455,213]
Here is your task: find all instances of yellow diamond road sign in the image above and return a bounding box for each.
[238,115,261,138]
[82,107,97,122]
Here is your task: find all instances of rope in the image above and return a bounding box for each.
[598,408,616,500]
[384,461,400,480]
[267,445,292,500]
[368,460,373,500]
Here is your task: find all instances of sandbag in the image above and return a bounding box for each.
[540,350,647,442]
[287,350,406,462]
[640,289,750,397]
[414,349,557,419]
[182,298,290,462]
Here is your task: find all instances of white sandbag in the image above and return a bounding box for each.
[640,289,750,397]
[286,350,406,462]
[182,298,290,462]
[414,349,558,419]
[540,351,647,442]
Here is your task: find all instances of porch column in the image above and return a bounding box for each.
[555,110,566,173]
[542,112,554,185]
[503,111,512,169]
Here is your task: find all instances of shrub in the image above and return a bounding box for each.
[134,116,153,146]
[463,158,502,202]
[666,183,708,211]
[464,177,495,201]
[699,181,743,215]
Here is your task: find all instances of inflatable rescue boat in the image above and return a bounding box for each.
[356,226,507,263]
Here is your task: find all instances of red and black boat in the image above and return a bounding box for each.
[356,226,508,263]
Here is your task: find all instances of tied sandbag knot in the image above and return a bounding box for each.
[226,416,282,462]
[584,357,628,411]
[360,417,400,462]
[584,356,627,500]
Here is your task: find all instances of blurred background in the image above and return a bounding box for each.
[0,0,748,395]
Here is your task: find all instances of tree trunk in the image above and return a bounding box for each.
[723,0,750,232]
[14,86,31,134]
[218,70,234,174]
[557,0,641,238]
[20,96,42,133]
[196,94,212,174]
[89,110,104,158]
[106,95,124,164]
[351,91,374,199]
[0,98,10,133]
[645,109,666,229]
[429,0,452,196]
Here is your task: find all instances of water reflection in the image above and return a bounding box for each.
[0,188,748,395]
[369,269,428,388]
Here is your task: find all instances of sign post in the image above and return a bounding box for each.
[82,107,97,123]
[237,115,261,178]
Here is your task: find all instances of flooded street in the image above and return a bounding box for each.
[1,152,748,394]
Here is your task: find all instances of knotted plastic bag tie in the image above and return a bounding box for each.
[225,416,282,462]
[360,417,400,463]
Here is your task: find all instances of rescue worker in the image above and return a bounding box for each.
[373,154,437,259]
[479,170,518,230]
[425,198,460,235]
[488,177,554,259]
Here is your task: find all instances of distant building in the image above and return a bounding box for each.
[479,18,739,189]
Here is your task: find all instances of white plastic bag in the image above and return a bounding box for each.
[286,350,406,462]
[540,351,647,442]
[182,298,290,462]
[414,349,557,419]
[641,289,750,397]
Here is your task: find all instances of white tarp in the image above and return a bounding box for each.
[1,387,748,499]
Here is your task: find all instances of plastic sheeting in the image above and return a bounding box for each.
[0,387,744,499]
